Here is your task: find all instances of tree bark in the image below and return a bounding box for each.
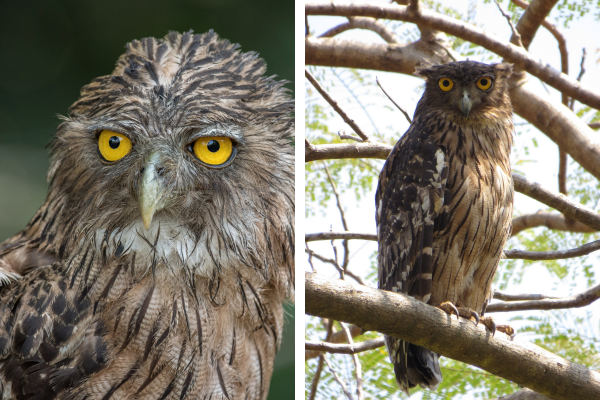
[306,273,600,400]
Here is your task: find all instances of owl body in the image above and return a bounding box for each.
[376,61,513,393]
[0,31,294,400]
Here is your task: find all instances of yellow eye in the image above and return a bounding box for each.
[438,77,453,92]
[477,76,493,90]
[192,137,234,166]
[98,130,132,162]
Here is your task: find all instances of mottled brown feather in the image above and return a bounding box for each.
[376,61,513,394]
[0,31,293,400]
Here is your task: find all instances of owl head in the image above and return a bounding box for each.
[38,31,294,282]
[414,61,513,119]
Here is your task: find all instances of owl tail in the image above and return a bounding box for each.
[386,336,443,394]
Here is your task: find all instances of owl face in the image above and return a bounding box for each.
[415,61,513,120]
[45,32,294,264]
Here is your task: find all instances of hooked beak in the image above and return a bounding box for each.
[138,152,170,230]
[459,92,472,118]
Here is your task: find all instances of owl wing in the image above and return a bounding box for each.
[376,120,450,392]
[376,120,449,303]
[0,235,59,286]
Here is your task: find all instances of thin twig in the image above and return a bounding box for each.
[511,212,596,236]
[308,319,335,400]
[569,48,587,110]
[306,325,364,360]
[487,282,600,313]
[306,14,310,36]
[589,123,600,129]
[339,131,364,142]
[323,162,351,270]
[304,249,366,286]
[306,243,317,273]
[323,354,355,400]
[494,0,523,47]
[306,337,386,355]
[305,69,370,141]
[375,77,412,124]
[339,321,364,400]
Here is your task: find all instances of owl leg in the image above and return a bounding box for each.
[439,302,484,325]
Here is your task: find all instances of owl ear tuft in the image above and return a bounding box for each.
[414,61,439,79]
[493,63,514,79]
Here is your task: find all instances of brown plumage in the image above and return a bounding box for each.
[376,61,513,393]
[0,31,294,399]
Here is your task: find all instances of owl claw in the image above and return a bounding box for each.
[469,310,480,326]
[481,316,496,336]
[439,301,459,320]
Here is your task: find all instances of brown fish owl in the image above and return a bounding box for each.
[0,31,294,399]
[376,61,514,393]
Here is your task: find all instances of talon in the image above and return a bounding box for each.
[481,316,496,336]
[470,310,480,326]
[497,325,516,338]
[439,301,459,320]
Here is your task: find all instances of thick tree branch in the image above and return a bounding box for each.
[512,0,559,50]
[305,37,600,181]
[306,337,385,355]
[486,282,600,313]
[511,212,596,236]
[494,388,551,399]
[512,174,600,231]
[306,273,600,399]
[305,2,600,111]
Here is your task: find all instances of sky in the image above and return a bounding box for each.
[305,1,600,397]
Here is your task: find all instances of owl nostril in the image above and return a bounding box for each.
[156,167,166,176]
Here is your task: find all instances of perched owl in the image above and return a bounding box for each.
[0,31,294,399]
[376,61,514,393]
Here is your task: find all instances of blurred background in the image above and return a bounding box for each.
[0,0,294,397]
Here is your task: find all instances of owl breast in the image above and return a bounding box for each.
[430,119,513,313]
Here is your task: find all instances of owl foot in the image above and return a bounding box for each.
[438,302,481,325]
[439,301,459,319]
[479,317,515,338]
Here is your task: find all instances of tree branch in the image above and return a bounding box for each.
[306,324,364,360]
[306,273,600,399]
[305,69,370,141]
[305,141,392,162]
[306,232,377,242]
[511,212,596,236]
[320,17,400,43]
[505,239,600,260]
[306,337,385,355]
[512,0,559,50]
[305,36,600,181]
[493,290,558,301]
[495,0,523,47]
[305,2,600,111]
[494,388,551,399]
[512,174,600,231]
[323,354,354,400]
[339,321,364,400]
[486,282,600,313]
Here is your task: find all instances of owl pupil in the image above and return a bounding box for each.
[207,140,220,152]
[481,79,488,86]
[109,136,120,149]
[442,80,450,87]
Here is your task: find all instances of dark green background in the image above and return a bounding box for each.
[0,0,295,397]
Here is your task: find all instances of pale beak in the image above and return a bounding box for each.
[138,152,169,230]
[459,92,472,118]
